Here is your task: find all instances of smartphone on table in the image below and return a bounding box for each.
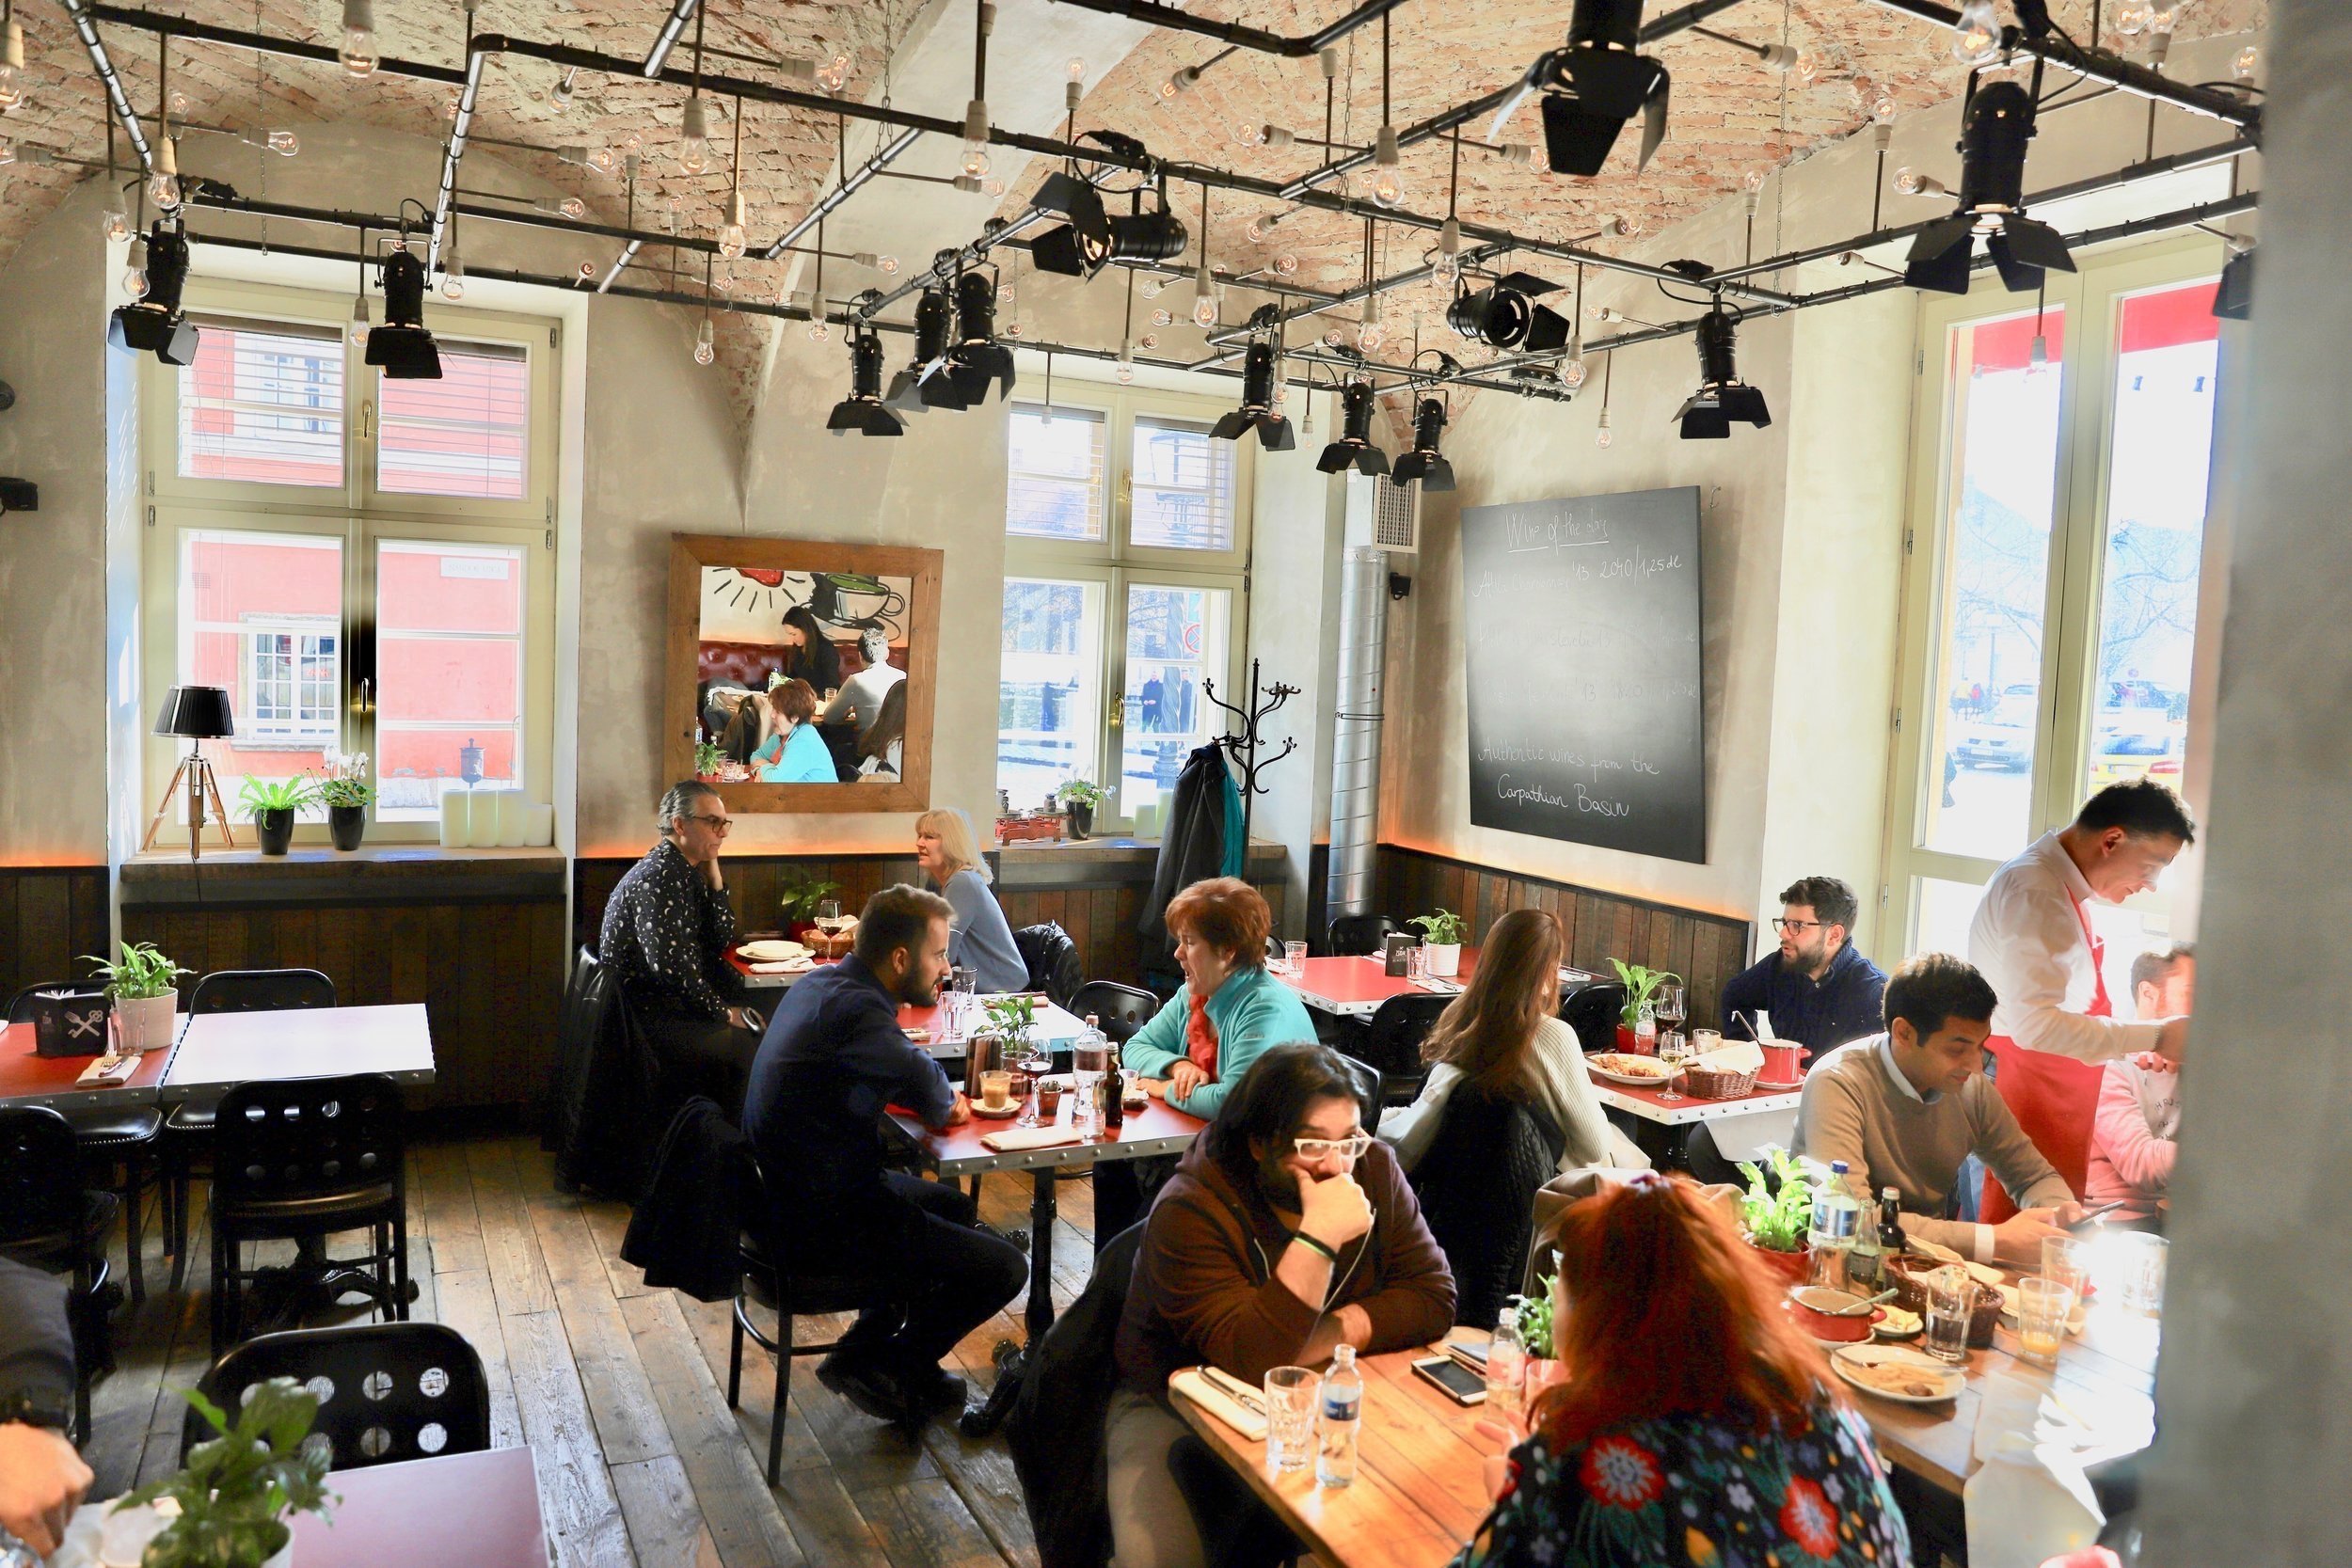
[1411,1354,1487,1405]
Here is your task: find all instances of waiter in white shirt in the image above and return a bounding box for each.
[1968,779,2197,1066]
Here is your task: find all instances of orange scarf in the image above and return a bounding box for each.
[1184,989,1221,1082]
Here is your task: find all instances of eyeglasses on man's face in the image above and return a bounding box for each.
[1771,917,1825,934]
[686,813,734,835]
[1291,1133,1373,1162]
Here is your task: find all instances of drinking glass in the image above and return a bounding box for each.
[816,897,842,931]
[1406,943,1432,984]
[1284,940,1309,975]
[2112,1232,2169,1314]
[1655,1031,1689,1101]
[1263,1367,1322,1473]
[2041,1234,2092,1304]
[979,1069,1013,1114]
[2014,1275,2075,1368]
[1653,984,1686,1034]
[1922,1265,1974,1364]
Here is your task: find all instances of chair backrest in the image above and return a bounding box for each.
[186,1323,490,1470]
[189,968,337,1015]
[0,1105,85,1245]
[1330,1053,1386,1120]
[214,1073,405,1209]
[1013,923,1085,1009]
[1411,1085,1563,1326]
[1066,981,1159,1045]
[1360,993,1454,1092]
[1559,981,1628,1053]
[6,981,103,1025]
[1327,914,1401,958]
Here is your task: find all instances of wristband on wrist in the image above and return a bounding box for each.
[0,1390,72,1432]
[1292,1230,1340,1263]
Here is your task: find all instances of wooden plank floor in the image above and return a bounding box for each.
[81,1131,1093,1568]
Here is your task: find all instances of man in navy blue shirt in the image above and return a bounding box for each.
[1722,876,1888,1055]
[742,884,1026,1428]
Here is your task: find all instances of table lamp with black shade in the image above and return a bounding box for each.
[143,685,238,857]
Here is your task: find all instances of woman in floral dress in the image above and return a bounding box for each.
[1454,1175,1913,1568]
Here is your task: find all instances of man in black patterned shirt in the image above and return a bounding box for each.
[599,781,760,1114]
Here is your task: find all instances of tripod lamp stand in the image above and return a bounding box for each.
[143,685,238,857]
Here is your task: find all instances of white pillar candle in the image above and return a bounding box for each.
[526,804,555,847]
[438,787,470,848]
[497,788,529,847]
[468,786,502,848]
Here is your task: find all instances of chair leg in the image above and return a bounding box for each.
[769,1319,788,1487]
[727,1301,744,1409]
[391,1212,411,1322]
[122,1154,147,1305]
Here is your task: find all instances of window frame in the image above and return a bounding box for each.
[999,382,1255,832]
[139,278,560,847]
[1881,233,2228,955]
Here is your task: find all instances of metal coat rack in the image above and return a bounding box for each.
[1203,657,1299,849]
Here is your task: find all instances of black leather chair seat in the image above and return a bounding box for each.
[166,1103,216,1133]
[215,1180,399,1233]
[68,1107,164,1146]
[738,1227,889,1317]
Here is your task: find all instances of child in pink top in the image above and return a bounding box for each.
[2085,945,2191,1223]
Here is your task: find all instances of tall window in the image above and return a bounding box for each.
[996,389,1251,830]
[141,279,559,845]
[1884,241,2226,1003]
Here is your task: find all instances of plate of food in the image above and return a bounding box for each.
[739,939,811,963]
[1829,1344,1964,1404]
[1587,1053,1674,1086]
[1871,1306,1923,1340]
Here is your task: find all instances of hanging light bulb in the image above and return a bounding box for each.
[0,20,26,110]
[807,317,831,343]
[103,204,135,245]
[1005,319,1026,339]
[349,293,372,345]
[2146,4,2180,36]
[266,129,301,155]
[147,137,182,211]
[1272,254,1298,276]
[167,88,188,118]
[122,236,150,300]
[1140,277,1165,299]
[1356,297,1385,354]
[982,177,1005,197]
[1116,349,1136,384]
[1324,327,1346,348]
[1371,125,1405,210]
[717,190,747,260]
[1563,327,1589,388]
[1951,0,2001,65]
[1067,56,1086,84]
[1190,262,1219,328]
[1160,65,1201,101]
[694,317,715,365]
[579,259,598,281]
[680,96,711,174]
[817,51,851,92]
[1139,332,1160,351]
[1152,309,1174,328]
[2233,44,2260,79]
[1873,93,1899,122]
[1596,407,1614,449]
[441,246,466,300]
[340,0,379,78]
[961,99,990,179]
[1892,166,1947,198]
[1742,166,1769,194]
[2114,0,2151,34]
[872,254,900,276]
[557,196,586,220]
[1795,50,1821,83]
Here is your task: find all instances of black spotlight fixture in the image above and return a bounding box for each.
[2212,245,2253,321]
[828,327,905,437]
[928,270,1015,404]
[1904,76,2075,296]
[1489,0,1671,178]
[1674,302,1771,439]
[888,286,964,412]
[1445,269,1571,352]
[1391,398,1455,491]
[1316,379,1391,477]
[364,244,444,379]
[1029,172,1191,279]
[1208,338,1295,451]
[107,222,199,365]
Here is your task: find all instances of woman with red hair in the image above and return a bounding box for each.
[1454,1175,1912,1568]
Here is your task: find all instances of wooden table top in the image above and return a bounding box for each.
[160,1003,437,1103]
[886,1093,1208,1178]
[288,1447,546,1568]
[0,1019,179,1111]
[1278,955,1597,1019]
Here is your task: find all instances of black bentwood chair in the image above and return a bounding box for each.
[0,1104,118,1440]
[7,980,163,1304]
[1065,981,1161,1047]
[186,1322,490,1470]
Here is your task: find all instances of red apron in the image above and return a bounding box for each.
[1979,893,2107,1217]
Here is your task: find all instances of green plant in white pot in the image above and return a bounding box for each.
[111,1378,333,1568]
[82,940,189,1054]
[1408,908,1468,976]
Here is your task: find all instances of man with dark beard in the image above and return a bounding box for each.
[1722,874,1887,1053]
[1106,1044,1455,1568]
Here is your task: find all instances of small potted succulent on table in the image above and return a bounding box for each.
[1736,1147,1819,1286]
[1409,908,1467,976]
[105,1378,334,1568]
[313,752,373,851]
[694,739,726,781]
[1608,959,1682,1053]
[83,939,190,1053]
[238,775,318,857]
[1514,1283,1567,1402]
[1054,777,1105,840]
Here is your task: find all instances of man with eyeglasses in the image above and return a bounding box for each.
[1720,876,1887,1054]
[597,780,762,1114]
[1107,1044,1454,1568]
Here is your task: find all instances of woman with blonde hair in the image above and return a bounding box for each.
[915,808,1026,992]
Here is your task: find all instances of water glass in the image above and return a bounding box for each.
[2041,1234,2093,1303]
[2112,1232,2169,1314]
[1406,943,1432,984]
[1284,940,1309,975]
[1263,1366,1322,1473]
[1922,1264,1974,1365]
[2014,1275,2074,1368]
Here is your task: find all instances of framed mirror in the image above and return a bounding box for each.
[665,534,943,812]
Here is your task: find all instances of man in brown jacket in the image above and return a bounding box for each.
[1108,1043,1455,1568]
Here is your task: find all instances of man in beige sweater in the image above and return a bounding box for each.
[1796,953,2081,1268]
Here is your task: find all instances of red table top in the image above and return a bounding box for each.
[0,1020,177,1110]
[888,1093,1209,1177]
[289,1447,545,1568]
[1279,953,1600,1015]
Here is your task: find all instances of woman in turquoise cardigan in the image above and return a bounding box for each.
[751,678,837,784]
[1123,877,1317,1122]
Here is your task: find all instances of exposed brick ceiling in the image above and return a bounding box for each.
[0,0,2265,436]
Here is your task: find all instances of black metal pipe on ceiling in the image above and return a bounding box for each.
[86,2,469,85]
[1035,0,1409,59]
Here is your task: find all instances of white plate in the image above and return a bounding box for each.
[1830,1344,1965,1404]
[739,940,810,963]
[1588,1056,1674,1087]
[1753,1078,1804,1092]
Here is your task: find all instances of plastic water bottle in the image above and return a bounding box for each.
[1317,1344,1361,1488]
[1486,1307,1527,1418]
[1808,1161,1862,1291]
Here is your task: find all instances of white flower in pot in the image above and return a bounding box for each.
[83,940,190,1054]
[1408,908,1468,976]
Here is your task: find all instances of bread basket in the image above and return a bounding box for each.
[1680,1062,1760,1099]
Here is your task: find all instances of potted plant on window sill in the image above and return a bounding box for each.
[1408,908,1467,976]
[1054,777,1105,841]
[1607,959,1682,1053]
[1736,1148,1818,1286]
[107,1378,334,1568]
[313,752,373,851]
[238,775,319,857]
[83,939,190,1054]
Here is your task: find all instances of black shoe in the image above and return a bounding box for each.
[817,1351,917,1426]
[904,1365,969,1412]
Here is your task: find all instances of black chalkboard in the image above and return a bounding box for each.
[1458,486,1706,862]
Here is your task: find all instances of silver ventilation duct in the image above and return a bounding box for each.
[1326,543,1388,919]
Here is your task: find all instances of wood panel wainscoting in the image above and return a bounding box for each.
[1345,844,1755,1031]
[0,864,112,1002]
[119,849,568,1114]
[575,839,1292,992]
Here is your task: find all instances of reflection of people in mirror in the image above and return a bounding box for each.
[717,687,780,765]
[779,604,843,694]
[753,679,838,783]
[823,627,907,739]
[856,682,907,781]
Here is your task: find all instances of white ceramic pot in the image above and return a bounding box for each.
[1425,943,1461,977]
[113,990,178,1053]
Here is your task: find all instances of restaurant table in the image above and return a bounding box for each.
[0,1017,179,1112]
[1589,1068,1808,1170]
[160,1001,437,1109]
[1278,953,1598,1020]
[884,1092,1208,1434]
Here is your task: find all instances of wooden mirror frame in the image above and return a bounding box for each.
[665,534,943,813]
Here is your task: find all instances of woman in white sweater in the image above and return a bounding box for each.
[1378,908,1628,1176]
